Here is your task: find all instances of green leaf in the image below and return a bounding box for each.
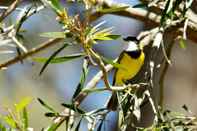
[97,6,129,13]
[45,122,63,131]
[132,3,148,8]
[39,44,68,75]
[94,34,120,41]
[15,97,32,112]
[34,53,84,64]
[171,0,183,13]
[45,112,59,117]
[37,98,56,113]
[72,59,88,100]
[88,21,120,43]
[0,123,6,131]
[161,0,173,25]
[50,0,63,12]
[74,118,82,131]
[4,116,17,128]
[22,108,28,130]
[40,32,65,38]
[61,103,85,114]
[179,38,187,49]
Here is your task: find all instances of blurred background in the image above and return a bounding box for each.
[0,0,197,130]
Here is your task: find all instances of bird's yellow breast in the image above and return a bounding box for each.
[114,52,145,86]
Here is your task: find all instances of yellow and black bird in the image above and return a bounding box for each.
[107,36,145,110]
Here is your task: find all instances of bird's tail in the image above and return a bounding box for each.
[107,92,118,111]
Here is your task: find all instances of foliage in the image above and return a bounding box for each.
[0,0,196,131]
[0,97,32,131]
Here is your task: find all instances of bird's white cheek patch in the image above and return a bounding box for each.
[126,41,138,51]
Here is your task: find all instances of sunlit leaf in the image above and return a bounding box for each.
[0,123,6,131]
[88,21,120,43]
[39,44,68,75]
[94,34,120,41]
[4,116,16,128]
[50,0,63,12]
[40,32,65,38]
[45,122,63,131]
[22,108,28,130]
[37,98,56,113]
[97,6,129,13]
[15,97,32,112]
[179,38,187,49]
[34,53,84,64]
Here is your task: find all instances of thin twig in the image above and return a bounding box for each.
[0,0,21,22]
[11,36,28,53]
[89,49,111,90]
[74,64,113,106]
[92,0,197,43]
[0,38,63,70]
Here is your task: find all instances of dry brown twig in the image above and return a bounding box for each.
[0,0,196,128]
[90,0,197,43]
[0,38,63,70]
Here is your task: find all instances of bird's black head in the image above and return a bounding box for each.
[123,36,141,59]
[123,36,139,43]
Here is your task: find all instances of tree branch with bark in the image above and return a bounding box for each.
[0,0,197,131]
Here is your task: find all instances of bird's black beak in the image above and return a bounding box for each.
[123,36,138,42]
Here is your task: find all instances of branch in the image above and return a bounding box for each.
[0,38,63,70]
[92,0,197,43]
[0,0,20,22]
[74,64,113,106]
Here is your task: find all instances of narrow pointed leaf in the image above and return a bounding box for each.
[40,32,65,38]
[39,44,68,75]
[3,116,16,128]
[22,108,28,130]
[50,0,63,12]
[94,34,120,41]
[72,59,88,100]
[75,118,82,131]
[179,38,186,49]
[15,97,32,112]
[98,6,129,13]
[37,98,56,113]
[133,3,148,8]
[34,53,84,64]
[97,121,104,131]
[45,112,59,117]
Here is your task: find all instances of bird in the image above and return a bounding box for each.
[107,36,145,111]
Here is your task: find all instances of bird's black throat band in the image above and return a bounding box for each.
[125,50,141,59]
